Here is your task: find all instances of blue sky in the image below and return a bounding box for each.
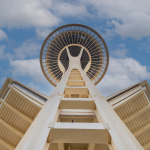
[0,0,150,97]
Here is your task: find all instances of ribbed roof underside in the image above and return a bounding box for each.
[40,24,109,86]
[109,81,150,150]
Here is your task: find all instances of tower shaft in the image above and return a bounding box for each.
[15,50,143,150]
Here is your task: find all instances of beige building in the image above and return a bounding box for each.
[0,24,150,150]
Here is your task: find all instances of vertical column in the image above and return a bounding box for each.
[58,143,65,150]
[79,69,144,150]
[15,69,71,150]
[88,143,95,150]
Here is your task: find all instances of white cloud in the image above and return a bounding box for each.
[0,45,5,59]
[9,58,54,96]
[36,27,52,39]
[0,0,92,38]
[13,40,41,59]
[0,29,7,40]
[0,46,14,60]
[1,0,150,39]
[52,1,91,18]
[100,28,115,40]
[139,38,150,53]
[0,77,7,86]
[1,40,41,60]
[97,57,150,97]
[28,82,40,91]
[9,59,44,82]
[80,0,150,38]
[112,43,128,57]
[0,0,90,29]
[110,12,150,39]
[0,0,60,28]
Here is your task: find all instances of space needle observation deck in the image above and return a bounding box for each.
[40,24,109,86]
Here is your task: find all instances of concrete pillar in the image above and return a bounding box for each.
[79,69,144,150]
[15,69,71,150]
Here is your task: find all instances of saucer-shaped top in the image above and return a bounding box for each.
[40,24,109,87]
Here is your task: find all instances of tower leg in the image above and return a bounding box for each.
[80,69,144,150]
[43,143,50,150]
[15,69,71,150]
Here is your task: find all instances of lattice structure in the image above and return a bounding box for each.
[40,24,109,86]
